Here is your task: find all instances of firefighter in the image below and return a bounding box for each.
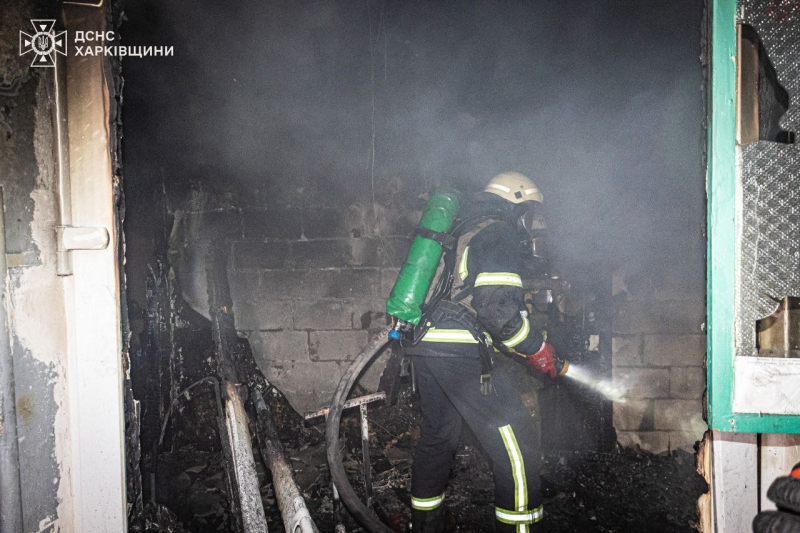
[407,172,566,532]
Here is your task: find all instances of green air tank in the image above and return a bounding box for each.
[386,191,460,325]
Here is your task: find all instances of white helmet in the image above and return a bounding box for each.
[484,172,543,204]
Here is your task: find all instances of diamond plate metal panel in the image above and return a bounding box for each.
[737,143,800,356]
[736,2,800,357]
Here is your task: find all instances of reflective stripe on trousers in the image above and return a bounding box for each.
[495,505,544,527]
[498,424,542,532]
[411,493,445,510]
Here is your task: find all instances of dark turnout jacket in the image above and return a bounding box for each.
[413,220,544,358]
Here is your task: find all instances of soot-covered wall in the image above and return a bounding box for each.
[123,1,706,416]
[1,1,74,528]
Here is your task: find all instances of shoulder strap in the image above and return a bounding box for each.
[415,227,457,251]
[430,300,477,329]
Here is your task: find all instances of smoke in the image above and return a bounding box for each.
[564,364,628,403]
[681,412,708,437]
[123,0,705,274]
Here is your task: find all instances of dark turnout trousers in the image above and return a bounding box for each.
[410,354,543,532]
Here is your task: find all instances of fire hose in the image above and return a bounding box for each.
[325,326,394,533]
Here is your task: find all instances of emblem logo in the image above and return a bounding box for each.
[20,20,67,68]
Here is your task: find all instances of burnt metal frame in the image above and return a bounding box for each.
[305,391,386,528]
[707,0,800,433]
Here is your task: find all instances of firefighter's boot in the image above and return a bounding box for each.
[410,505,445,533]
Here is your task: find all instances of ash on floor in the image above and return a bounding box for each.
[275,385,706,533]
[142,382,706,532]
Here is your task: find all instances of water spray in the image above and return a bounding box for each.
[562,363,628,403]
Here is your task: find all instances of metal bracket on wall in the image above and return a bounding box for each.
[56,225,110,276]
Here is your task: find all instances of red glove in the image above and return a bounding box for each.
[527,342,557,378]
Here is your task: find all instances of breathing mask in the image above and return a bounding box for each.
[515,204,547,261]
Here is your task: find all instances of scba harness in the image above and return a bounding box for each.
[408,299,528,396]
[391,194,531,395]
[407,300,497,395]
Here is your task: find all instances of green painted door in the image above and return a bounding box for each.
[707,0,800,433]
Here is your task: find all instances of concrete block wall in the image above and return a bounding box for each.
[169,185,422,414]
[612,269,707,454]
[230,204,418,413]
[170,185,710,435]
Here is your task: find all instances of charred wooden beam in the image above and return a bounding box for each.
[206,242,247,530]
[205,242,269,531]
[206,243,240,384]
[254,388,319,533]
[226,382,269,533]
